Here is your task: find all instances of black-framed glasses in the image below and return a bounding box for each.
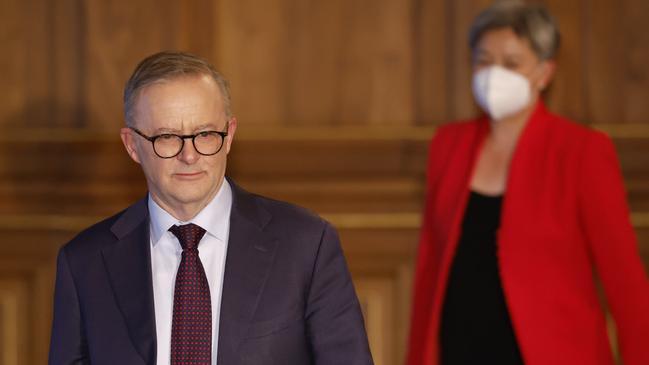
[130,124,229,159]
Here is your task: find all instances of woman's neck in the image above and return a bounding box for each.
[488,101,537,150]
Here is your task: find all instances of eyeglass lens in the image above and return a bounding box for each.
[153,132,224,158]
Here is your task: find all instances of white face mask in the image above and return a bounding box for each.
[472,65,531,121]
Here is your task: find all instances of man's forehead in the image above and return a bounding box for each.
[131,75,226,130]
[136,75,222,105]
[140,74,221,96]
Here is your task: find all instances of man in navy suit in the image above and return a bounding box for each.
[49,51,373,365]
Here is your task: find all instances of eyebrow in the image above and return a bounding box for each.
[153,127,180,134]
[194,124,219,130]
[473,49,491,58]
[153,124,220,134]
[473,48,524,60]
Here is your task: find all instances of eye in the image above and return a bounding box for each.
[503,57,522,70]
[506,62,520,69]
[158,134,176,140]
[198,131,211,137]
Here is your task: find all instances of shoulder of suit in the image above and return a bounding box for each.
[435,118,481,138]
[60,207,129,257]
[542,110,613,150]
[255,192,327,223]
[425,118,484,158]
[247,191,331,231]
[432,111,612,149]
[430,117,484,147]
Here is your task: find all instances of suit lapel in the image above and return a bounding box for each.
[102,198,157,365]
[501,102,550,232]
[217,181,278,364]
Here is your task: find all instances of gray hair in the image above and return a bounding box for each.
[469,0,561,60]
[123,51,232,126]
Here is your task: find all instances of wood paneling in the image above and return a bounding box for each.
[542,0,588,122]
[446,0,490,121]
[2,0,649,364]
[218,0,416,126]
[413,0,449,124]
[344,226,418,365]
[2,0,649,128]
[1,0,51,128]
[585,0,649,124]
[1,132,648,364]
[4,127,648,214]
[0,229,63,365]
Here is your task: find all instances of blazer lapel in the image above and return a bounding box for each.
[217,181,279,364]
[102,198,157,365]
[501,101,550,232]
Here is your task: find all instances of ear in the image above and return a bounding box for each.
[224,118,237,154]
[537,60,556,91]
[120,127,142,164]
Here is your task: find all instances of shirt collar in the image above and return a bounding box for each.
[148,179,233,246]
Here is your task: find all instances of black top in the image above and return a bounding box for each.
[440,191,524,365]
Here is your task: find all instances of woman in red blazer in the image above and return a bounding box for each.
[406,2,649,365]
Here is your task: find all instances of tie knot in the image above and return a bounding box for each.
[169,223,206,250]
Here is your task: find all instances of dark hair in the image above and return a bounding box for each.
[123,51,232,126]
[469,0,561,60]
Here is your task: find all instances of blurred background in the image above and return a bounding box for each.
[1,0,648,364]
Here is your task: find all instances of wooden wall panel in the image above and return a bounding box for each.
[50,0,86,128]
[1,0,28,127]
[1,0,52,128]
[0,280,26,365]
[3,130,647,223]
[174,0,217,56]
[542,0,588,122]
[218,0,415,126]
[2,0,649,364]
[414,0,449,124]
[3,0,649,129]
[446,0,492,121]
[584,0,625,124]
[344,226,417,365]
[1,0,222,131]
[621,0,649,123]
[0,230,62,365]
[217,0,288,125]
[584,0,649,124]
[83,0,178,130]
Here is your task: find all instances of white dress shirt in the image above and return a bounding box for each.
[148,180,232,365]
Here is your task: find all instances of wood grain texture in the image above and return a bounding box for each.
[583,0,649,124]
[0,231,61,365]
[2,0,649,363]
[218,0,416,126]
[413,0,449,125]
[445,0,491,121]
[2,0,649,128]
[542,0,588,122]
[621,0,649,124]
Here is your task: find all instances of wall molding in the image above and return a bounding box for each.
[4,123,649,143]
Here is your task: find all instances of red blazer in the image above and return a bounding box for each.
[406,102,649,365]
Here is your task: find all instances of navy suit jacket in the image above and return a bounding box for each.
[49,180,373,364]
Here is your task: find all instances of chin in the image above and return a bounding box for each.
[174,186,217,203]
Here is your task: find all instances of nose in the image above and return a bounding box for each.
[177,138,200,164]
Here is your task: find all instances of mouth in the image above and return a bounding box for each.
[173,171,206,180]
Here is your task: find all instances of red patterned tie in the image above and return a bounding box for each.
[169,223,212,364]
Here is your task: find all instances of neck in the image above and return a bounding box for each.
[157,201,205,222]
